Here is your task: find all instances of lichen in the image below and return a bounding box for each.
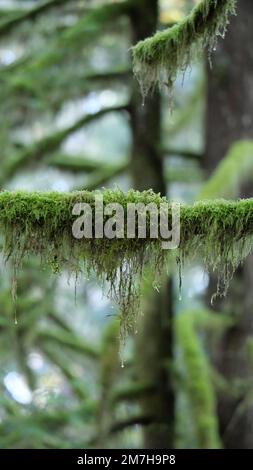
[1,189,253,338]
[132,0,237,99]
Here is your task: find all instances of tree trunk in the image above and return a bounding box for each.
[205,0,253,449]
[205,0,253,172]
[129,0,175,449]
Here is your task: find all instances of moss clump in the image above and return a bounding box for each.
[0,189,166,340]
[132,0,237,99]
[1,189,253,336]
[180,199,253,302]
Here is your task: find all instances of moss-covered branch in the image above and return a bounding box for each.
[1,1,132,80]
[132,0,237,98]
[38,328,99,360]
[111,382,154,404]
[199,140,253,200]
[1,189,253,336]
[3,68,130,112]
[165,166,203,184]
[0,105,127,184]
[0,0,68,37]
[41,343,89,400]
[162,147,203,161]
[48,154,128,177]
[75,162,129,192]
[47,154,106,173]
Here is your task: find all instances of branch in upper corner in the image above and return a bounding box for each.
[0,1,132,81]
[131,0,237,99]
[0,0,68,37]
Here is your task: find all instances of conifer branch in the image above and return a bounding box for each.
[0,0,68,37]
[48,154,107,173]
[0,1,132,80]
[38,328,99,360]
[162,147,203,160]
[76,162,128,191]
[41,344,89,400]
[0,105,128,184]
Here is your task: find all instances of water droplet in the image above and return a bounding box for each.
[176,256,182,303]
[211,293,216,306]
[14,306,18,325]
[121,362,125,368]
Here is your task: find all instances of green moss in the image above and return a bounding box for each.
[199,140,253,200]
[1,189,253,336]
[176,310,221,448]
[132,0,237,99]
[180,198,253,303]
[0,189,166,339]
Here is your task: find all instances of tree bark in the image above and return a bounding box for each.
[205,0,253,173]
[205,0,253,449]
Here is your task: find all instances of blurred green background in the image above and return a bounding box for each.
[0,0,253,449]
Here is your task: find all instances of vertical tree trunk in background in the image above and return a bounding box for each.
[129,0,175,449]
[205,0,253,449]
[205,0,253,173]
[129,0,165,194]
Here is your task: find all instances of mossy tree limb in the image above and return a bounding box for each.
[0,105,127,185]
[40,343,89,400]
[38,328,99,360]
[3,69,130,112]
[3,0,132,76]
[199,140,253,200]
[75,162,129,192]
[2,189,253,336]
[47,154,105,173]
[49,154,128,184]
[132,0,237,98]
[0,0,68,37]
[162,147,203,161]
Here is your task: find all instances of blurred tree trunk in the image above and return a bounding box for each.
[205,0,253,449]
[129,0,175,449]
